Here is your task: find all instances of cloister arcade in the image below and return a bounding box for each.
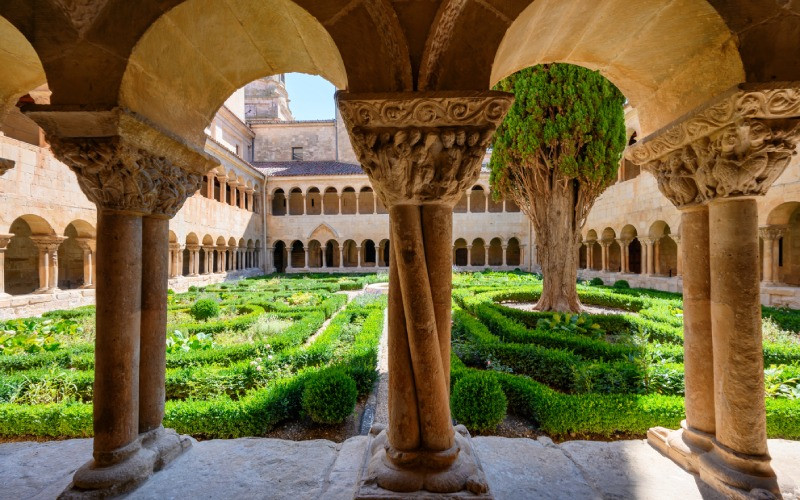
[267,183,520,216]
[0,0,798,498]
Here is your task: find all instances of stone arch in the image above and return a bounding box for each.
[290,240,305,268]
[169,231,178,244]
[325,239,339,268]
[118,0,349,149]
[507,237,521,267]
[488,0,745,135]
[359,187,375,214]
[361,239,376,267]
[487,192,503,213]
[341,187,357,215]
[6,216,53,295]
[378,239,390,267]
[202,235,214,246]
[0,16,47,138]
[487,237,503,266]
[471,238,486,267]
[323,187,339,215]
[288,187,304,215]
[308,240,323,268]
[470,185,486,213]
[58,221,95,290]
[342,239,358,267]
[273,240,287,273]
[306,187,321,215]
[602,227,621,272]
[272,188,287,216]
[649,221,676,276]
[621,224,641,274]
[765,202,800,285]
[309,223,338,243]
[453,238,468,267]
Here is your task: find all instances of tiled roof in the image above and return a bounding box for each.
[253,161,364,177]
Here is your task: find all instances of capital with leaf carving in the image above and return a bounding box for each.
[759,225,789,241]
[24,107,218,218]
[626,83,800,209]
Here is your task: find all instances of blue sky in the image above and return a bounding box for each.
[285,73,336,120]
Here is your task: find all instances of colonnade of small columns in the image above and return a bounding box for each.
[581,234,681,277]
[267,185,521,216]
[201,172,261,213]
[0,233,95,296]
[167,244,261,278]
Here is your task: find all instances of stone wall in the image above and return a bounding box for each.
[252,121,338,162]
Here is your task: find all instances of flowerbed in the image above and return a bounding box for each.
[0,274,386,438]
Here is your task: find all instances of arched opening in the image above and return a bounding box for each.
[359,187,375,214]
[362,239,376,267]
[579,244,588,269]
[273,241,287,273]
[453,238,468,266]
[58,221,95,290]
[290,240,305,269]
[376,196,389,215]
[470,186,486,213]
[505,199,520,213]
[488,195,503,213]
[288,188,304,215]
[507,238,521,267]
[271,189,287,216]
[602,228,618,272]
[649,221,676,276]
[308,240,322,268]
[341,187,357,215]
[629,239,643,274]
[378,239,390,267]
[306,188,321,215]
[471,238,486,267]
[323,187,339,215]
[325,240,339,268]
[5,215,53,295]
[184,233,199,276]
[488,238,503,266]
[342,240,358,267]
[766,202,800,285]
[453,193,468,213]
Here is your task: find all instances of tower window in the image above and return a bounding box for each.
[292,147,303,160]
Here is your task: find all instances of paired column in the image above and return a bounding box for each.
[0,235,11,296]
[640,237,654,275]
[76,238,96,288]
[627,83,800,498]
[31,236,64,292]
[759,226,787,284]
[600,240,610,271]
[617,238,631,273]
[339,90,511,495]
[32,109,210,496]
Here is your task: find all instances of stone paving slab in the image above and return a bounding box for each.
[0,436,798,499]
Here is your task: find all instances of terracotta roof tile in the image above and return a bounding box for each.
[253,161,364,177]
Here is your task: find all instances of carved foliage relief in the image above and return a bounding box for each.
[48,136,202,218]
[338,92,512,207]
[627,86,800,208]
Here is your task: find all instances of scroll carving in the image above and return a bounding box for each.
[627,85,800,209]
[48,136,202,217]
[338,92,512,206]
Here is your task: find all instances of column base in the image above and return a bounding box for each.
[698,439,780,500]
[647,421,713,473]
[355,424,492,499]
[59,427,191,499]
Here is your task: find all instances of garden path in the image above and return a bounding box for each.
[1,436,797,499]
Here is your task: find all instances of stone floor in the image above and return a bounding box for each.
[2,436,798,499]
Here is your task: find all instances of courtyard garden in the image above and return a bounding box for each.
[2,271,800,442]
[0,274,385,439]
[449,272,800,440]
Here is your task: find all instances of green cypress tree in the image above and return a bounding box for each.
[490,64,626,311]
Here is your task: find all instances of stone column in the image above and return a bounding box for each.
[301,194,307,215]
[654,237,662,275]
[169,243,180,278]
[466,244,472,268]
[217,175,227,204]
[46,239,63,290]
[76,238,96,288]
[626,84,800,497]
[585,241,594,270]
[322,247,328,268]
[339,247,345,269]
[0,234,11,296]
[338,194,342,214]
[671,234,682,277]
[29,113,211,496]
[617,238,631,273]
[600,241,610,271]
[501,244,508,267]
[759,226,787,284]
[465,189,471,212]
[206,173,214,198]
[339,90,511,496]
[354,192,361,214]
[641,237,654,276]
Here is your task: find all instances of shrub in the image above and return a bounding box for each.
[451,372,507,432]
[613,280,630,289]
[188,286,198,293]
[190,299,220,321]
[589,277,604,286]
[302,369,358,424]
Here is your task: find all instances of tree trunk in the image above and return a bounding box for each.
[532,179,582,312]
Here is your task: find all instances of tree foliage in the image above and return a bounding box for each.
[489,63,627,224]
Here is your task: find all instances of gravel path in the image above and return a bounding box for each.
[503,301,632,315]
[372,310,389,425]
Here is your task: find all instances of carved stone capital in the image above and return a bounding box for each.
[24,107,217,217]
[639,237,656,246]
[0,158,14,176]
[626,84,800,208]
[759,225,788,241]
[30,235,65,253]
[617,238,633,247]
[337,91,512,207]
